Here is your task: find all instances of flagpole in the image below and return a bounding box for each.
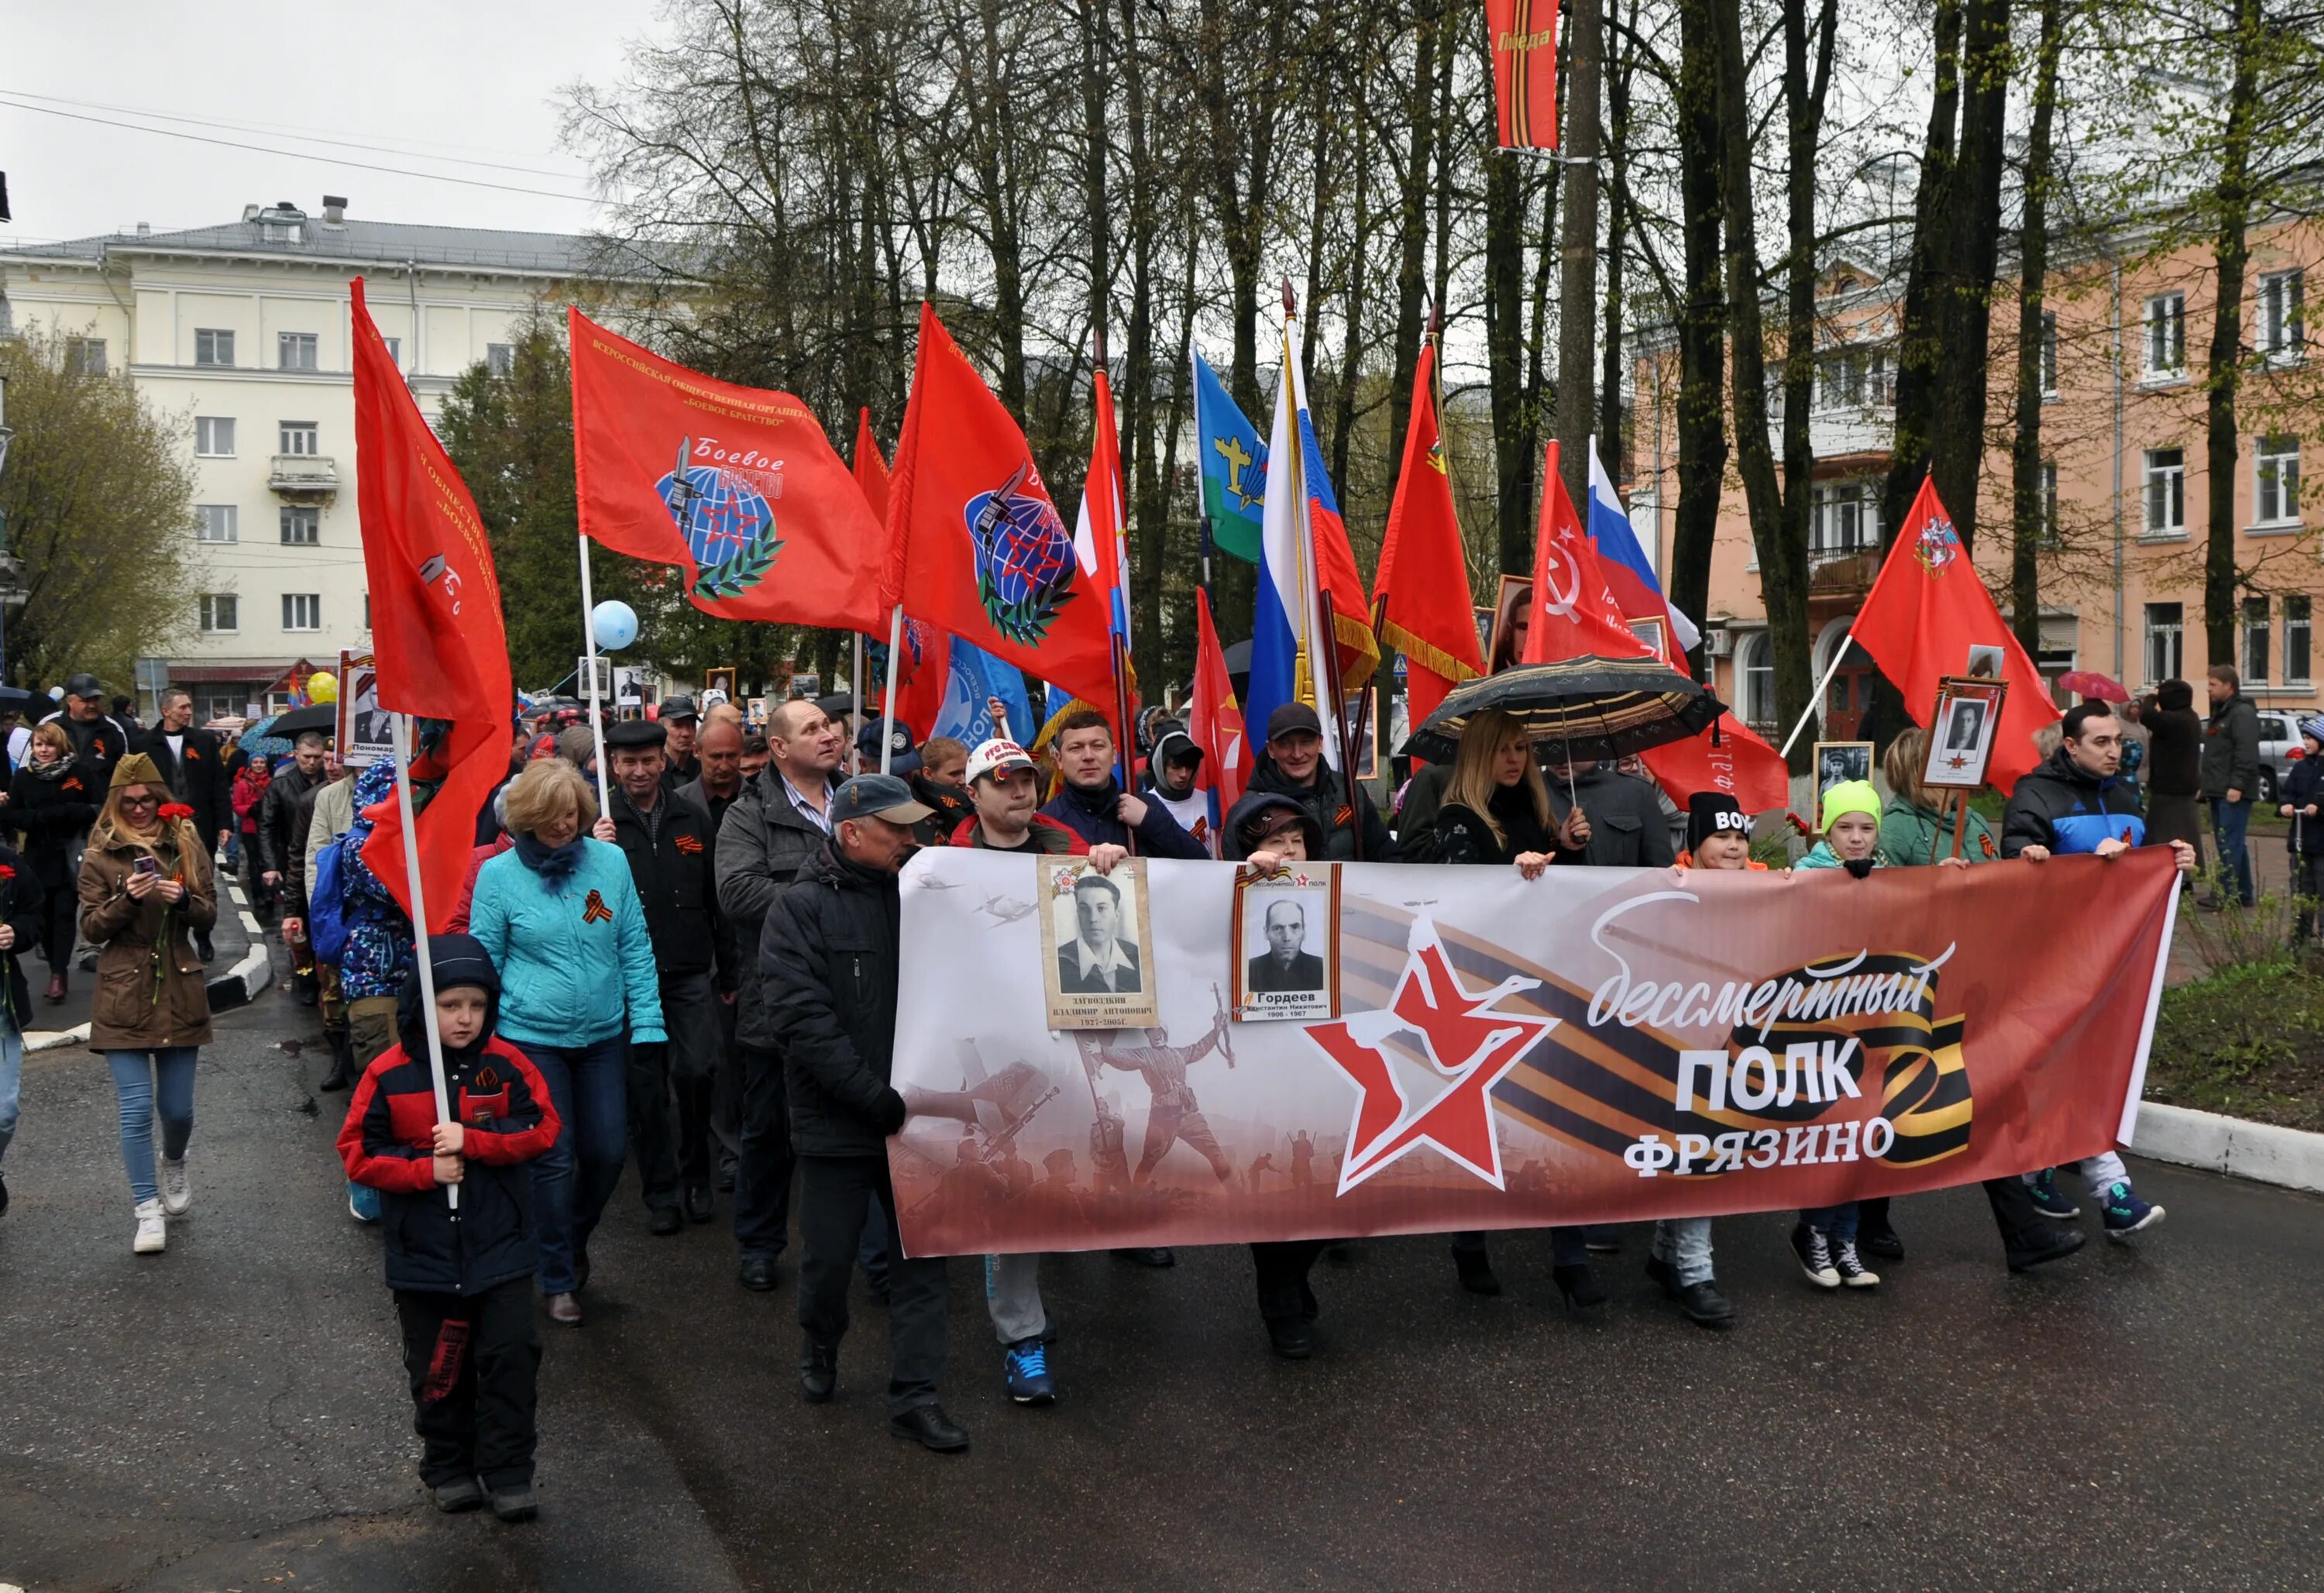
[851,632,866,772]
[389,711,457,1213]
[1777,630,1855,761]
[574,532,611,815]
[1095,326,1140,813]
[878,604,904,774]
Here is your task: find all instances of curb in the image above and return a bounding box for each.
[22,880,273,1051]
[2131,1100,2324,1196]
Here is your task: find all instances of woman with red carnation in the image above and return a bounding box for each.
[77,753,217,1254]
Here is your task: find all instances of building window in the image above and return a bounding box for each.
[194,416,236,457]
[2260,270,2305,361]
[363,593,372,631]
[280,421,320,456]
[282,593,321,632]
[2256,434,2301,525]
[64,336,107,376]
[2144,603,2184,686]
[486,343,515,378]
[2287,595,2312,686]
[280,506,319,545]
[2243,595,2271,685]
[1740,633,1776,728]
[1810,480,1879,556]
[194,504,238,543]
[278,332,318,373]
[2144,293,2185,376]
[2145,447,2185,535]
[383,335,402,368]
[1814,346,1890,411]
[198,594,239,634]
[2036,460,2061,548]
[194,328,235,367]
[2040,311,2058,395]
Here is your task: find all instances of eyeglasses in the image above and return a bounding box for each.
[119,793,160,810]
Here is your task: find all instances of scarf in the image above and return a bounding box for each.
[513,831,586,889]
[22,752,77,783]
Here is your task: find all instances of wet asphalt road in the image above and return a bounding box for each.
[4,969,2322,1591]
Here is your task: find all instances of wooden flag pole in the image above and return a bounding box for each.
[851,632,866,774]
[878,604,904,774]
[573,533,612,816]
[389,711,456,1213]
[1950,789,1971,861]
[1926,790,1951,866]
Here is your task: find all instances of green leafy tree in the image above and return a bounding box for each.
[0,330,194,688]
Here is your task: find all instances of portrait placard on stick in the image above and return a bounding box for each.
[1038,856,1160,1030]
[1231,865,1341,1022]
[1923,676,2010,790]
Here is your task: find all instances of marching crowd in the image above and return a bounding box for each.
[0,662,2263,1513]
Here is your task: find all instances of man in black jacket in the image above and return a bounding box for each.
[679,714,748,1192]
[597,718,725,1232]
[40,674,129,781]
[762,773,968,1453]
[260,731,332,997]
[2200,664,2261,907]
[1242,703,1395,862]
[716,698,845,1290]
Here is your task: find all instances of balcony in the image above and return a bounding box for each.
[269,454,339,497]
[1807,547,1881,596]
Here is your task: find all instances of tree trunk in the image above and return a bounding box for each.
[1597,0,1635,470]
[1668,0,1727,670]
[1486,153,1536,583]
[2206,0,2264,663]
[2009,0,2063,658]
[1881,0,1964,545]
[1387,0,1441,501]
[1927,0,2014,549]
[1778,0,1839,607]
[1555,0,1604,514]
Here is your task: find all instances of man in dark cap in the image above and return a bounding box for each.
[593,717,726,1233]
[857,717,920,777]
[1241,702,1394,862]
[40,674,129,783]
[658,696,702,795]
[761,772,969,1453]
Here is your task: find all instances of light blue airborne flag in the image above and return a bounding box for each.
[931,639,1036,748]
[1192,353,1267,564]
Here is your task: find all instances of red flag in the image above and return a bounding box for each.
[853,413,947,740]
[1854,476,2061,793]
[1190,587,1248,822]
[349,278,512,931]
[568,308,881,633]
[881,304,1115,712]
[1376,342,1484,736]
[1076,363,1138,748]
[1523,443,1650,665]
[1487,0,1559,151]
[854,407,891,521]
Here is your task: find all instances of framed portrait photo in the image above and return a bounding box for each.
[1038,856,1160,1030]
[1230,865,1340,1022]
[1923,676,2009,789]
[336,649,391,769]
[1813,739,1873,797]
[1487,574,1532,675]
[1965,644,2006,680]
[705,665,740,700]
[1628,615,1669,665]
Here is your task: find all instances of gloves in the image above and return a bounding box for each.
[875,1087,909,1135]
[1844,857,1875,880]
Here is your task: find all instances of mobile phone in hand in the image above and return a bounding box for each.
[132,856,162,877]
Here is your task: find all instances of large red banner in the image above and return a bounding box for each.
[889,848,2179,1256]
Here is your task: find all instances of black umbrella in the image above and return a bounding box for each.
[268,702,339,738]
[1403,655,1728,766]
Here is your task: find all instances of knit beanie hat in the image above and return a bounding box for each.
[1819,779,1883,834]
[1686,791,1749,854]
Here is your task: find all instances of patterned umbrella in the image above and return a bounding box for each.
[237,713,294,762]
[1403,655,1728,765]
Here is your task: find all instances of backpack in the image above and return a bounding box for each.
[308,834,351,964]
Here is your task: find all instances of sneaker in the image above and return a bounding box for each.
[133,1199,167,1254]
[1003,1337,1056,1405]
[488,1484,538,1522]
[1831,1238,1880,1289]
[1789,1222,1840,1289]
[2027,1168,2080,1220]
[349,1181,383,1223]
[159,1156,191,1216]
[2099,1182,2164,1236]
[1858,1217,1905,1260]
[431,1476,486,1514]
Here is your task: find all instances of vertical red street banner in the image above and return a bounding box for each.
[1190,587,1249,822]
[1487,0,1560,152]
[568,308,882,633]
[1852,476,2061,793]
[882,304,1118,714]
[1375,342,1486,736]
[349,278,513,928]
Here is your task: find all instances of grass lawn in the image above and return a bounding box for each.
[2147,955,2324,1133]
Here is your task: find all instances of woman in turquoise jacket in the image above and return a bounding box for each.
[469,758,665,1326]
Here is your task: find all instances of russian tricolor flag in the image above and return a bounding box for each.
[1587,438,1700,658]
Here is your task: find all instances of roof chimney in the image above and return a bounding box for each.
[242,204,260,222]
[136,222,150,237]
[321,195,347,226]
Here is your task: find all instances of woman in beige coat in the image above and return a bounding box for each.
[78,752,216,1254]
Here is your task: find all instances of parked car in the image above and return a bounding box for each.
[2255,708,2303,805]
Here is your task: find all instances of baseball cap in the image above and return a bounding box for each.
[1152,728,1204,769]
[964,738,1037,785]
[64,673,104,701]
[830,772,935,827]
[1266,702,1322,742]
[661,694,700,724]
[858,717,921,775]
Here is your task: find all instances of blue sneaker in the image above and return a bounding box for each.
[347,1180,381,1224]
[1003,1337,1056,1405]
[2027,1168,2079,1220]
[2099,1181,2164,1237]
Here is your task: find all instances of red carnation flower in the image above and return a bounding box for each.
[159,803,195,821]
[0,865,15,880]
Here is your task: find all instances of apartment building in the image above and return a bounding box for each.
[0,199,660,717]
[1627,216,2317,748]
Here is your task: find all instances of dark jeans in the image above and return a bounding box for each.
[1984,1174,2059,1255]
[631,969,720,1211]
[710,986,742,1163]
[2211,795,2255,906]
[733,1042,796,1259]
[1451,1227,1587,1266]
[395,1277,540,1491]
[524,1036,629,1294]
[796,1154,947,1416]
[32,872,77,968]
[1250,1239,1328,1324]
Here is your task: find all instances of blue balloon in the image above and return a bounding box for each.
[591,600,639,652]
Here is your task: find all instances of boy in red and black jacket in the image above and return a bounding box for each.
[338,933,561,1522]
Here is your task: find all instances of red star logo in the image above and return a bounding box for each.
[1304,918,1557,1194]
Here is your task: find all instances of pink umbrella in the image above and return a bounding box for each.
[2056,669,2130,703]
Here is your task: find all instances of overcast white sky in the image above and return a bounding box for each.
[1,0,647,245]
